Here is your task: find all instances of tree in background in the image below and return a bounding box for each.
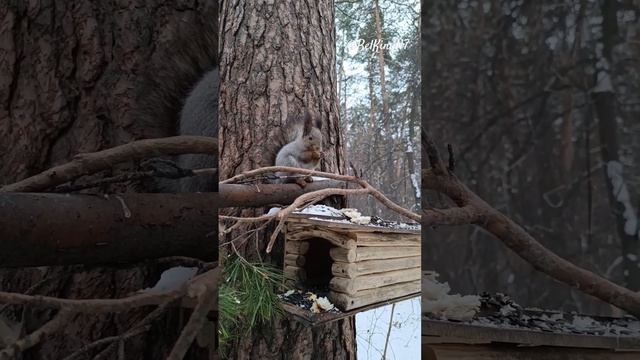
[335,1,422,357]
[423,0,640,315]
[336,0,421,219]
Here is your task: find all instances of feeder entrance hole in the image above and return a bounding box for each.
[303,237,334,288]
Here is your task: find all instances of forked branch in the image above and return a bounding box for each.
[221,166,421,253]
[422,131,640,316]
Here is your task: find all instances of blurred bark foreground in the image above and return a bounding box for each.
[0,1,218,359]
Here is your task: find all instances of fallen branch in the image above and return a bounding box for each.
[218,179,347,208]
[0,193,216,267]
[422,132,640,316]
[0,136,217,193]
[0,180,382,267]
[223,166,420,221]
[221,166,421,253]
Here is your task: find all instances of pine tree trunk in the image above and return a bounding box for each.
[372,0,395,202]
[0,1,215,358]
[593,0,640,290]
[219,0,354,358]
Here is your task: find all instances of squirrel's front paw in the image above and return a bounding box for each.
[294,177,308,188]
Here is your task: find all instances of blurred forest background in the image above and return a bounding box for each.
[423,0,640,316]
[335,1,421,358]
[336,0,421,220]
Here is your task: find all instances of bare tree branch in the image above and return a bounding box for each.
[423,133,640,316]
[0,268,219,313]
[219,179,347,207]
[0,136,217,193]
[221,166,355,184]
[0,268,220,360]
[220,166,421,253]
[167,274,217,360]
[423,205,482,226]
[0,286,184,313]
[222,166,421,223]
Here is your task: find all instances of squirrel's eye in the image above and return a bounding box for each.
[308,136,313,140]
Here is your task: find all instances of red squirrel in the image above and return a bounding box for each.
[274,111,324,186]
[132,4,323,191]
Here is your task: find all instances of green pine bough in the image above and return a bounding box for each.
[219,255,284,354]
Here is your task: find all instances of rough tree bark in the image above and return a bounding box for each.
[0,1,216,358]
[219,0,354,359]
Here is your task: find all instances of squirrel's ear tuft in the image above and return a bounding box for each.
[302,111,313,135]
[314,116,323,131]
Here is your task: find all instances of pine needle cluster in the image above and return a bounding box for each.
[218,255,284,353]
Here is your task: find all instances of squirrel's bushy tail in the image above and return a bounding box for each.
[129,2,219,192]
[129,3,218,140]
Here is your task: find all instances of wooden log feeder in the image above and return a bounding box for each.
[283,214,421,311]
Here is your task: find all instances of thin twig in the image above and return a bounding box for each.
[0,308,73,359]
[382,303,396,360]
[266,188,370,252]
[62,325,151,360]
[221,166,354,184]
[90,297,184,360]
[166,276,217,360]
[447,144,456,172]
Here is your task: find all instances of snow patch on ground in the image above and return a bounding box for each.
[356,297,421,360]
